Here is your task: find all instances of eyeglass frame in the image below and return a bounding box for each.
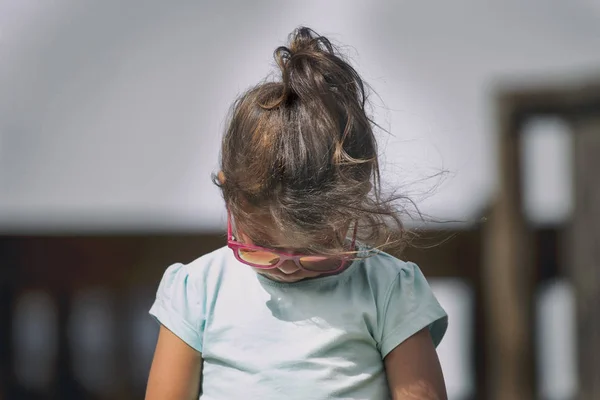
[226,215,358,273]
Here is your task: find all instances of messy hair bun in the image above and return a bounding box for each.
[269,28,364,111]
[216,27,408,254]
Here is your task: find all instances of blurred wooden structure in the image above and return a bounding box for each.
[487,79,600,400]
[570,117,600,399]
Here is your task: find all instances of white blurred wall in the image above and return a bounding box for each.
[1,0,600,232]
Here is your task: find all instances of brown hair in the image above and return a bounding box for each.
[214,27,409,254]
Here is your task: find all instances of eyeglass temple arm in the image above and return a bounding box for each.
[227,211,233,240]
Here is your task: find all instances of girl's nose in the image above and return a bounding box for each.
[277,260,301,275]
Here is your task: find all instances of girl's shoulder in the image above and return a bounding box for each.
[355,247,425,287]
[184,245,232,276]
[353,248,448,352]
[149,247,233,353]
[153,246,236,300]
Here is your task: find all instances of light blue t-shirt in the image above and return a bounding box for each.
[149,246,447,399]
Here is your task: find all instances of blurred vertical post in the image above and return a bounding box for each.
[483,96,536,400]
[0,240,18,398]
[569,116,600,399]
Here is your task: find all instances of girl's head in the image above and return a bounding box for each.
[215,27,406,260]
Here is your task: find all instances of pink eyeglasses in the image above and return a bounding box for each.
[227,217,358,273]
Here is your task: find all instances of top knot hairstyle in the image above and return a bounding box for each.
[215,27,409,255]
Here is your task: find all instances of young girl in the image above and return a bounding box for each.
[146,27,448,400]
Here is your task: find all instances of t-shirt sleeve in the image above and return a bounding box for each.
[149,263,205,353]
[378,261,448,358]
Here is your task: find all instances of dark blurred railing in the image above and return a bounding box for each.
[0,233,223,399]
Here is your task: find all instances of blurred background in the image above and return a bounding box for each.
[1,1,599,399]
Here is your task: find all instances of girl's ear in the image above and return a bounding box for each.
[217,171,226,184]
